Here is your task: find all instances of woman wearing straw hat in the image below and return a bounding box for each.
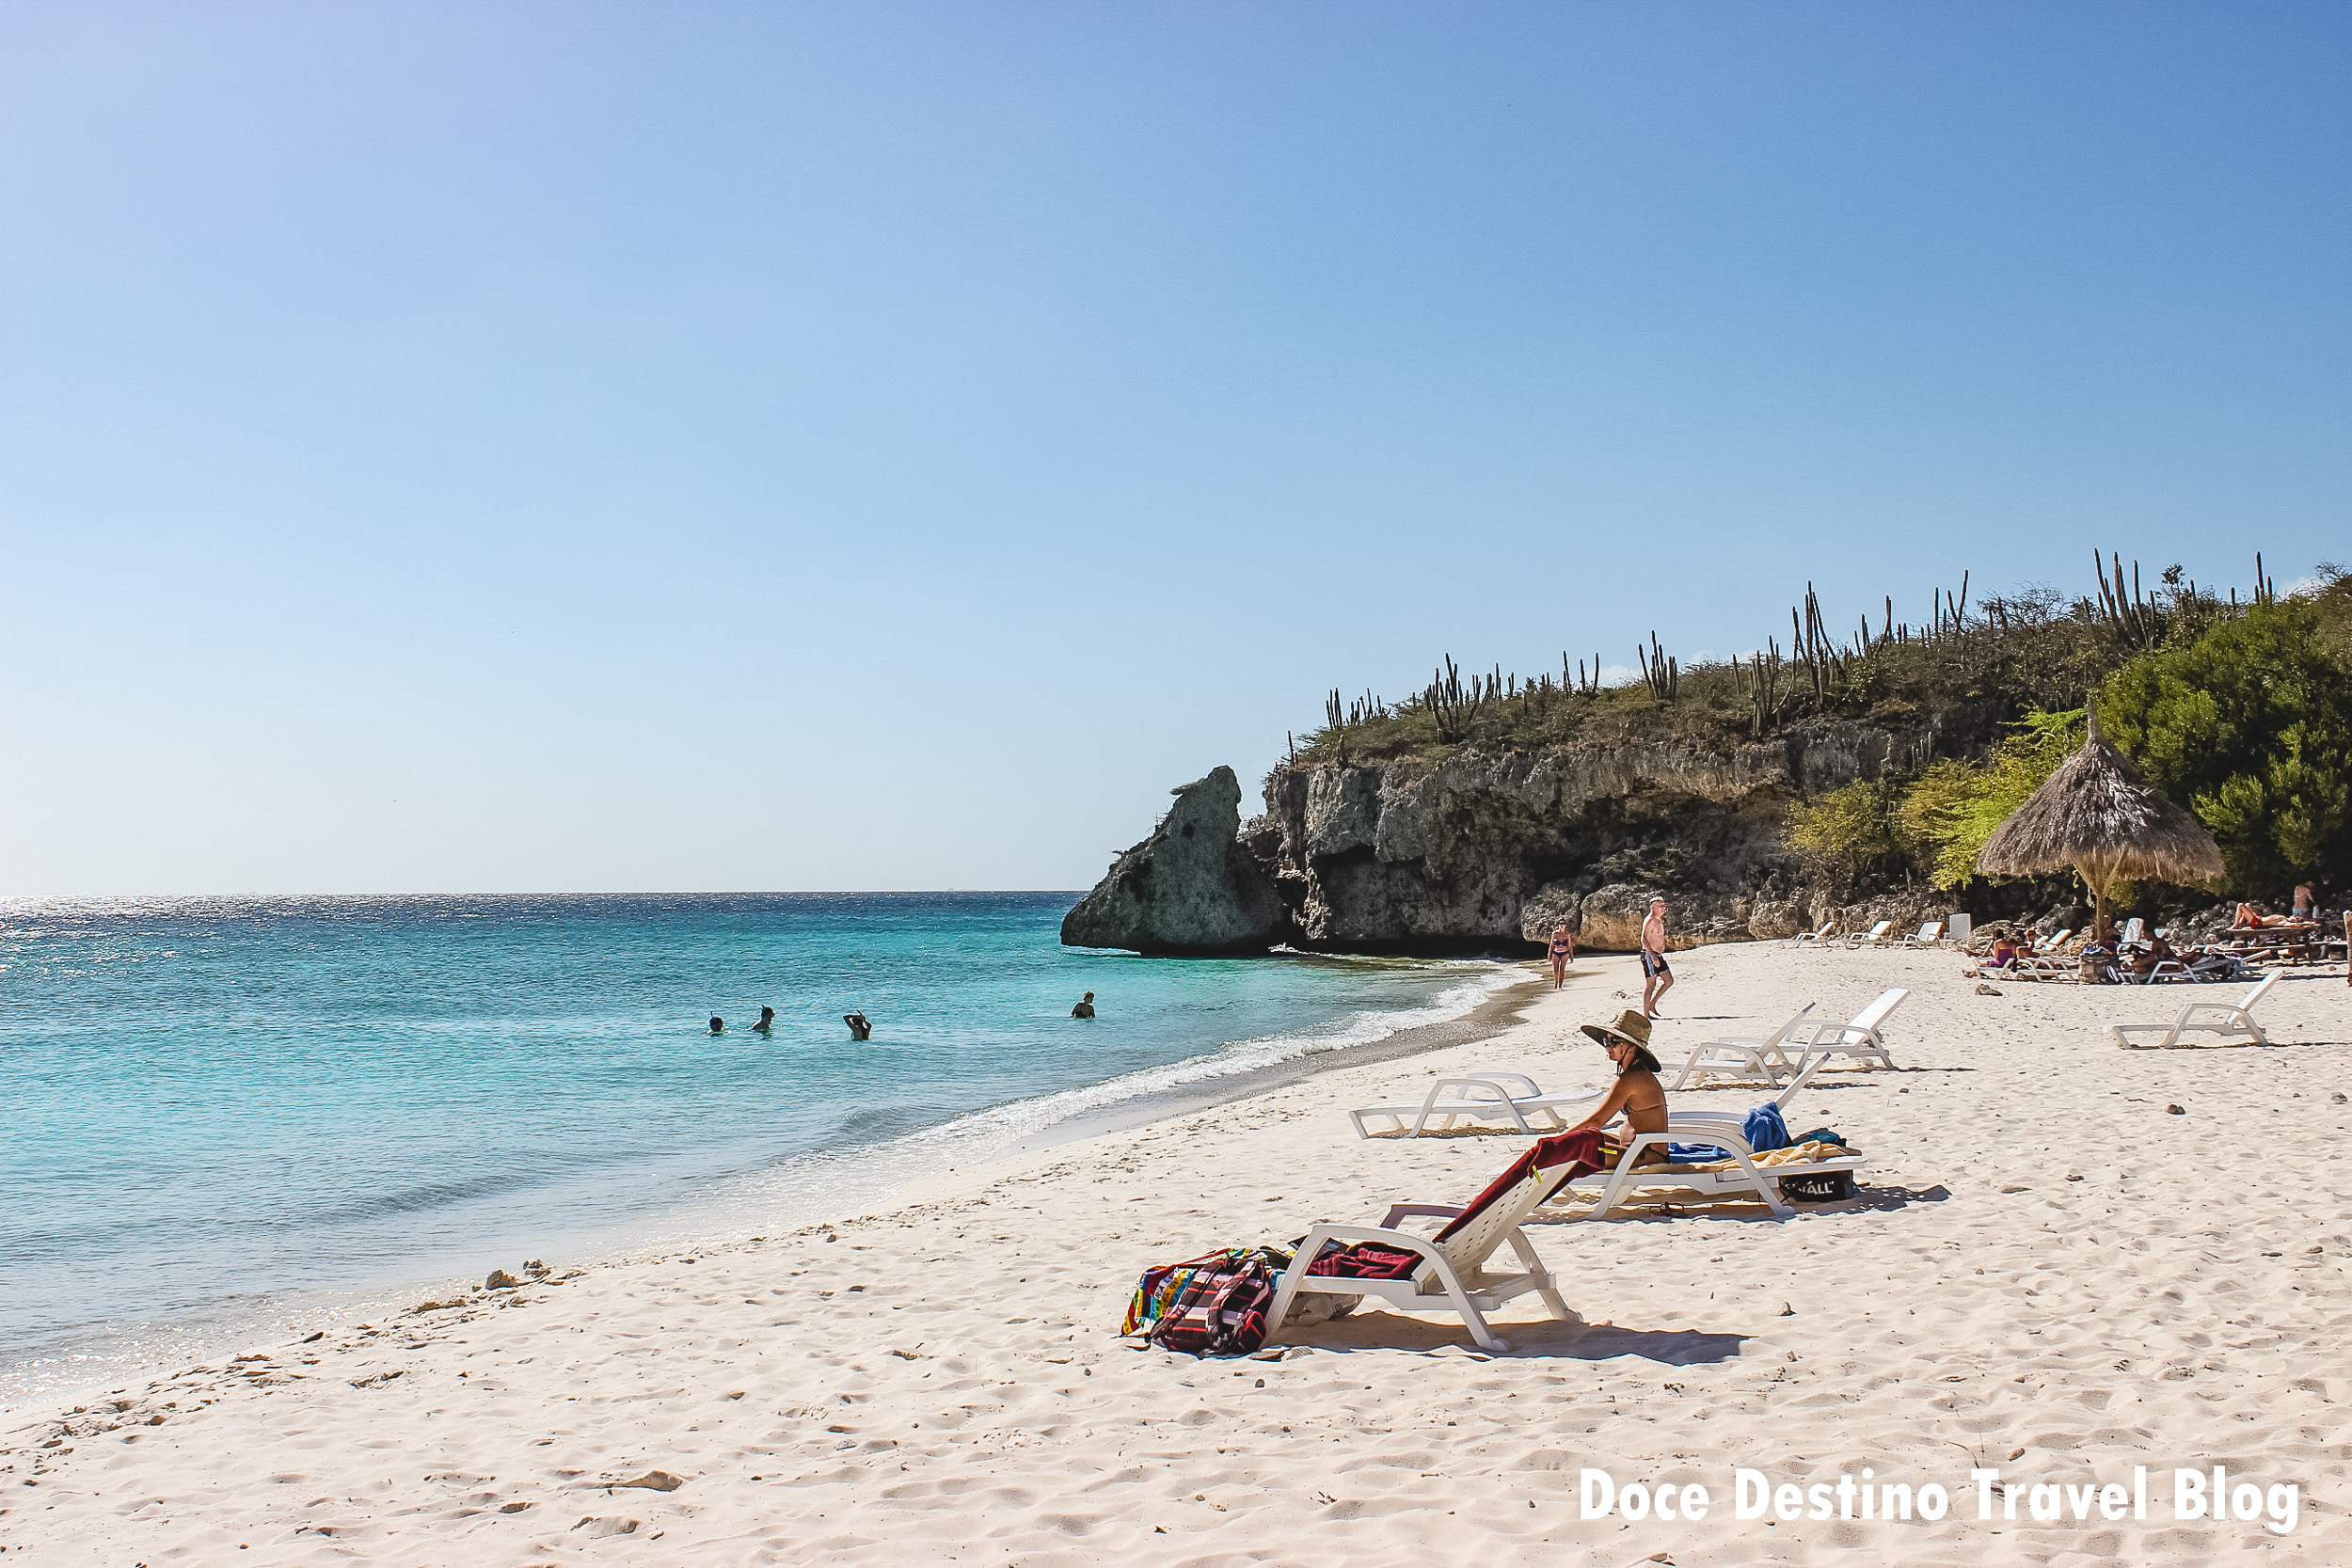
[1565,1009,1672,1169]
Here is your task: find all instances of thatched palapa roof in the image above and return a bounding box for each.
[1977,705,2225,890]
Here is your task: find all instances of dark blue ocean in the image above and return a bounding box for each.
[0,893,1496,1404]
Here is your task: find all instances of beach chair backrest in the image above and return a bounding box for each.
[1848,988,1908,1034]
[2039,928,2072,954]
[1863,920,1893,942]
[1430,1132,1593,1270]
[2238,971,2280,1013]
[1762,1003,1817,1047]
[1772,1049,1833,1108]
[2121,918,2145,946]
[1915,922,1942,943]
[1447,1072,1541,1101]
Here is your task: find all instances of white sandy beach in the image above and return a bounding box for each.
[5,941,2348,1566]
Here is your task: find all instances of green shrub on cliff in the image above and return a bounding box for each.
[1899,709,2085,890]
[1784,776,1920,887]
[2100,585,2352,893]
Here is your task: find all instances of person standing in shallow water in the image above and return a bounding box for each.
[844,1011,872,1040]
[753,1006,776,1036]
[1071,991,1096,1018]
[1547,923,1576,989]
[1640,897,1675,1018]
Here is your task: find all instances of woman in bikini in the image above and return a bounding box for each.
[1547,922,1576,989]
[1566,1009,1671,1169]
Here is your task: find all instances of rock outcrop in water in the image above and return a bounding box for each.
[1059,766,1289,954]
[1067,722,1975,955]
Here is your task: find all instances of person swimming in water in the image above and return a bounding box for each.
[707,1016,725,1035]
[844,1012,872,1040]
[754,1006,776,1035]
[1071,991,1096,1018]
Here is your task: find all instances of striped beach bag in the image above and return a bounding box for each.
[1122,1246,1287,1355]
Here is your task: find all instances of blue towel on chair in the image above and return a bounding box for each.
[1666,1103,1791,1164]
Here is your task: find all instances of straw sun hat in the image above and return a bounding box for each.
[1578,1009,1654,1050]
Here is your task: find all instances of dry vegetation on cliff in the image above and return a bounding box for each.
[1290,553,2280,769]
[1285,555,2352,909]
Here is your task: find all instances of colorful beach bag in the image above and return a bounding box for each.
[1122,1246,1286,1356]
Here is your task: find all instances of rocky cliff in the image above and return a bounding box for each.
[1059,766,1288,955]
[1068,722,1976,955]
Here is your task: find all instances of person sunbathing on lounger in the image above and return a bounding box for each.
[2234,902,2293,928]
[1971,934,2021,974]
[1567,1009,1671,1169]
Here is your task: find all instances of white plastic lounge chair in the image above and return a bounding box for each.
[1664,1004,1817,1089]
[2118,917,2146,947]
[1788,988,1908,1071]
[1791,922,1836,945]
[1899,921,1946,948]
[1346,1072,1602,1139]
[1267,1138,1585,1352]
[1547,1058,1857,1220]
[2109,972,2280,1049]
[2006,930,2077,982]
[1843,920,1896,948]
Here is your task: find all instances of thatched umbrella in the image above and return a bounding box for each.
[1976,704,2225,942]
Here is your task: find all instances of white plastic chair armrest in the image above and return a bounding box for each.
[1452,1072,1543,1099]
[1375,1202,1466,1227]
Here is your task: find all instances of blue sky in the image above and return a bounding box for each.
[3,2,2345,895]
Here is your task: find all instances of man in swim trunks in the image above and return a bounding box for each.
[1547,923,1576,989]
[1640,897,1674,1018]
[1072,991,1097,1018]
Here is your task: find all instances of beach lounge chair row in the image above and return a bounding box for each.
[1279,1058,1871,1347]
[1350,991,1905,1135]
[1666,989,1908,1088]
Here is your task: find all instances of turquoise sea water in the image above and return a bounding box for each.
[1,893,1496,1404]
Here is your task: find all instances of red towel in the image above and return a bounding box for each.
[1432,1129,1608,1243]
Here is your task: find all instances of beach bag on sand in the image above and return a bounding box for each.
[1124,1247,1286,1355]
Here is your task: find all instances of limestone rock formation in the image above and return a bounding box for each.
[1251,721,1963,952]
[1069,721,1993,956]
[1060,767,1289,955]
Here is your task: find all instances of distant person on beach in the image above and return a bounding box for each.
[708,1016,725,1035]
[1547,923,1576,989]
[1071,991,1096,1019]
[2127,934,2178,978]
[844,1011,872,1040]
[1969,934,2021,976]
[754,1006,776,1035]
[2292,884,2315,922]
[1640,898,1674,1018]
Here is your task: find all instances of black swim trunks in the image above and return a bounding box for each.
[1641,949,1671,978]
